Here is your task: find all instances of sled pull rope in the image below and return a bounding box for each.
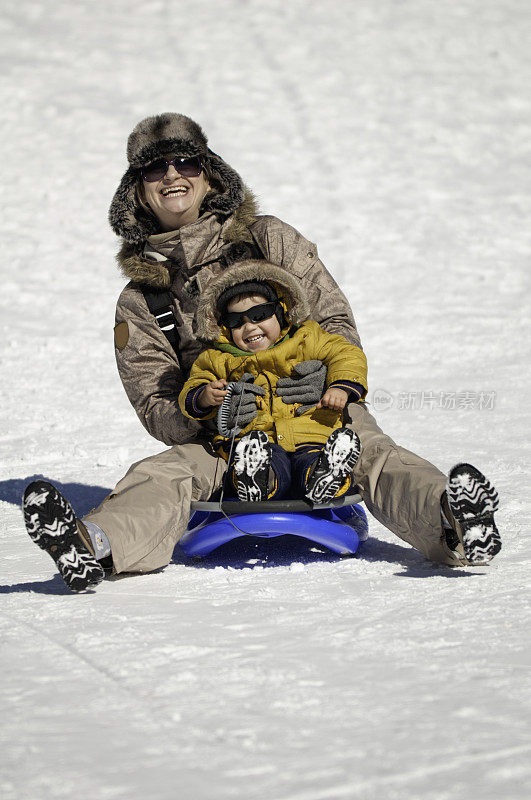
[213,385,259,537]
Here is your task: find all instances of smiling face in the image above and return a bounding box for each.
[226,295,282,352]
[141,153,211,231]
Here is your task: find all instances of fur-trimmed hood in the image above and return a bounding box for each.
[109,112,255,246]
[195,260,311,343]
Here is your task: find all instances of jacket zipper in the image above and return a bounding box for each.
[264,373,274,414]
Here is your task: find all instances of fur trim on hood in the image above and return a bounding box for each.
[196,260,311,343]
[109,113,255,245]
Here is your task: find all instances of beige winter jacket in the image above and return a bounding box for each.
[113,192,363,446]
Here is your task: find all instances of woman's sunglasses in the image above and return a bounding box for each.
[222,302,280,330]
[140,155,203,182]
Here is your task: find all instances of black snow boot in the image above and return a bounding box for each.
[305,428,361,504]
[233,431,272,502]
[445,463,501,564]
[22,480,105,592]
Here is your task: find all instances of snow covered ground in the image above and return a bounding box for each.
[1,0,530,798]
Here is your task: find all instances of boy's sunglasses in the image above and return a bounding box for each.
[140,155,203,182]
[222,302,280,330]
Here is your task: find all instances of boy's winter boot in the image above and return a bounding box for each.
[233,431,272,502]
[445,463,501,564]
[22,480,105,592]
[305,428,361,504]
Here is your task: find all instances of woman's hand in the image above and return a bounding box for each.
[197,380,228,408]
[316,388,349,411]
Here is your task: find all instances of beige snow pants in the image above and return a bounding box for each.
[84,403,465,574]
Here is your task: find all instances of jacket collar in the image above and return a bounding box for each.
[116,189,259,288]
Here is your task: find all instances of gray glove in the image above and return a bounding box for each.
[217,373,266,437]
[276,360,328,415]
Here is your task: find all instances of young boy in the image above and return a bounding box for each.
[23,257,501,595]
[178,259,369,503]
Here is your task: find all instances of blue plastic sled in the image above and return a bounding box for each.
[180,492,368,558]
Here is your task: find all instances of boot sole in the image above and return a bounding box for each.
[23,480,105,592]
[446,463,501,563]
[234,431,271,502]
[306,428,361,504]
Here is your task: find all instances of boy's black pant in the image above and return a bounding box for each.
[228,443,321,499]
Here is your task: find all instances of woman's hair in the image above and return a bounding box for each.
[202,159,224,194]
[134,181,156,220]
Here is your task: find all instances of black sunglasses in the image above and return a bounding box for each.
[140,155,203,182]
[222,301,280,330]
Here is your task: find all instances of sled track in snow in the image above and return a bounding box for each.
[275,742,531,800]
[0,611,179,732]
[240,3,339,181]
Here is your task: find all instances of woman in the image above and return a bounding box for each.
[22,113,501,592]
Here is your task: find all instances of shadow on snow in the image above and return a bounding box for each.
[172,534,482,578]
[2,477,482,592]
[0,475,111,517]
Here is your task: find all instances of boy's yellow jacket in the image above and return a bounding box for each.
[178,319,368,454]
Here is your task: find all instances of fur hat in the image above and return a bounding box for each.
[108,113,247,245]
[196,260,311,343]
[126,113,208,166]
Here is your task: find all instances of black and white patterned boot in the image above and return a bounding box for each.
[233,431,272,502]
[446,463,501,564]
[22,480,105,592]
[305,428,361,504]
